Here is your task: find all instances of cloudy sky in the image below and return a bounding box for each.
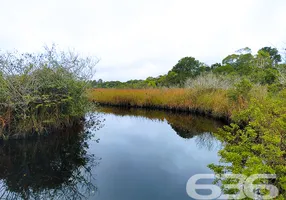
[1,0,286,81]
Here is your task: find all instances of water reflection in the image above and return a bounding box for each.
[0,115,103,200]
[0,108,226,200]
[93,107,225,200]
[98,107,223,147]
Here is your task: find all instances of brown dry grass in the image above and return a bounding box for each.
[88,88,239,120]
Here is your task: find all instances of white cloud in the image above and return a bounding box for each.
[0,0,286,81]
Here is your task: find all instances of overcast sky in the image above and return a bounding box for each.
[1,0,286,81]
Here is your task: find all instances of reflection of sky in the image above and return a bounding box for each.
[88,113,221,200]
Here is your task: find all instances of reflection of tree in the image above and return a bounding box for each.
[98,106,224,139]
[195,132,219,151]
[166,114,223,139]
[0,115,103,200]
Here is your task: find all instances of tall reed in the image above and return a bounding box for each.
[88,88,236,120]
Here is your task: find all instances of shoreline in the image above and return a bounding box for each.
[95,103,231,123]
[88,88,236,123]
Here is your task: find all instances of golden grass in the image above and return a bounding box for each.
[88,88,239,120]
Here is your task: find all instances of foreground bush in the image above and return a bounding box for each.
[0,46,98,139]
[209,89,286,199]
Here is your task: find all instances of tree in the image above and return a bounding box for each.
[168,57,208,86]
[258,47,282,65]
[221,49,254,76]
[165,71,179,86]
[213,65,235,74]
[145,77,157,88]
[156,75,167,87]
[97,79,103,84]
[211,63,222,70]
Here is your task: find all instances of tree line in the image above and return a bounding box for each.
[92,46,285,88]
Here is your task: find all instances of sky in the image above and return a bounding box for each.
[0,0,286,81]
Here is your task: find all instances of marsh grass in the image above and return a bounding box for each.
[88,88,238,120]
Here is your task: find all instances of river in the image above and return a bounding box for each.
[0,107,225,200]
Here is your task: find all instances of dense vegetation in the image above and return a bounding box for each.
[0,46,98,139]
[91,47,285,89]
[209,89,286,199]
[90,46,286,199]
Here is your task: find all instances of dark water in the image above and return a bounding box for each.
[0,107,225,200]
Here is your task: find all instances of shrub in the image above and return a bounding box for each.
[185,72,236,90]
[278,65,286,86]
[227,78,253,102]
[209,90,286,199]
[0,46,98,139]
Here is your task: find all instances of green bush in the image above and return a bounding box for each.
[209,90,286,199]
[0,46,98,139]
[228,78,253,102]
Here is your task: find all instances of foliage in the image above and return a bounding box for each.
[209,90,286,199]
[227,78,253,102]
[0,46,98,139]
[185,72,236,90]
[278,64,286,85]
[258,46,282,65]
[169,57,210,86]
[220,47,254,76]
[92,46,284,89]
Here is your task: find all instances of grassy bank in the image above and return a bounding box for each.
[88,45,286,198]
[88,88,248,120]
[89,86,286,198]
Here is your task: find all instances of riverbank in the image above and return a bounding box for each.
[88,88,248,121]
[88,87,286,198]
